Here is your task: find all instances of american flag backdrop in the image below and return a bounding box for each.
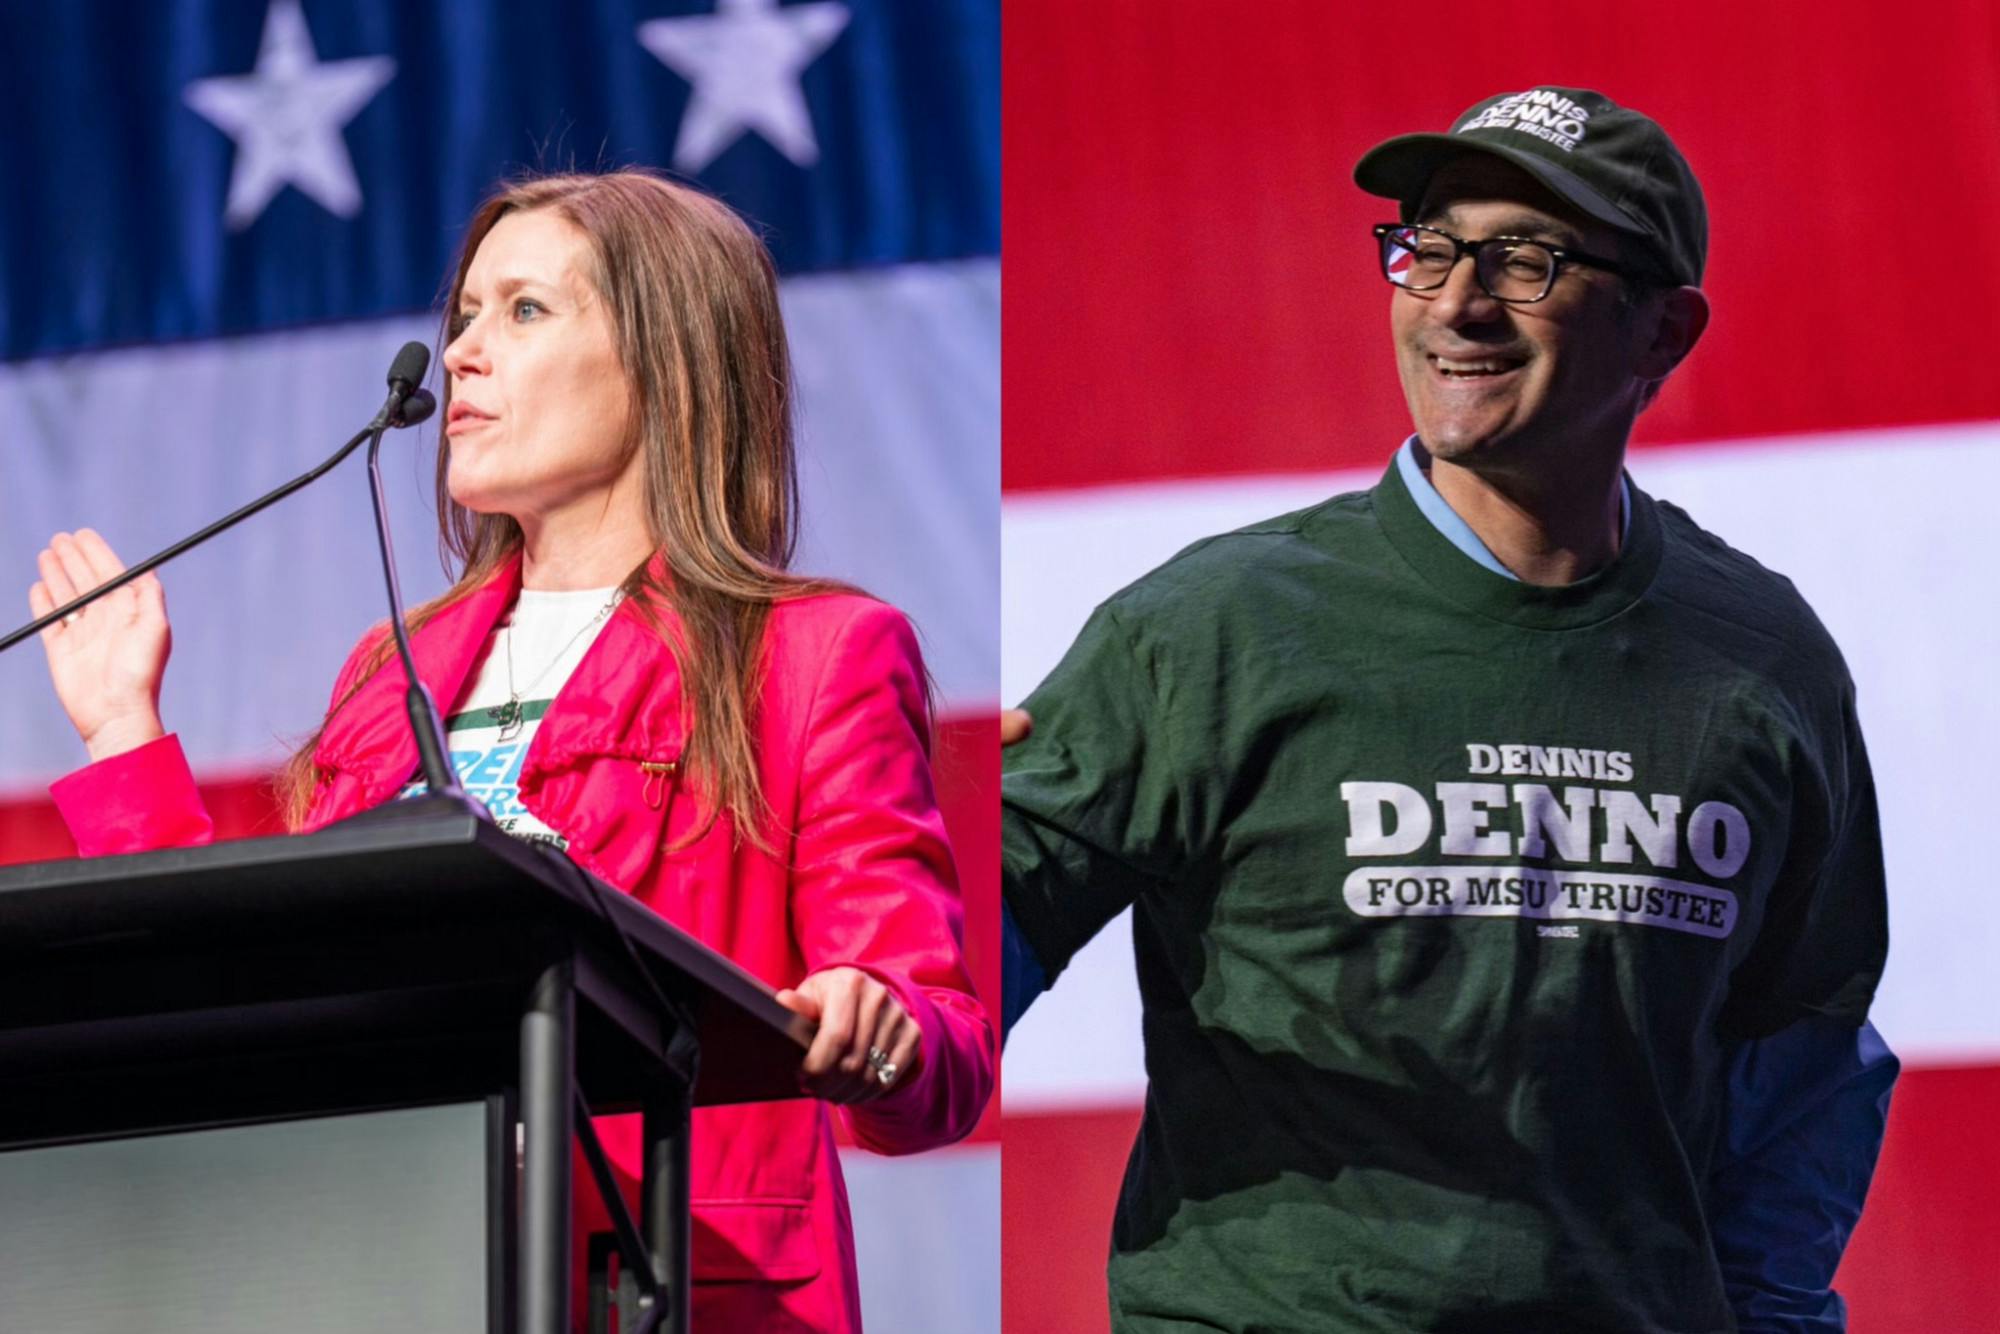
[0,1,998,1330]
[1002,3,2000,1332]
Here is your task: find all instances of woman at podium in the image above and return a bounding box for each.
[27,170,993,1333]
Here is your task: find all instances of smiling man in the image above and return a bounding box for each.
[1001,89,1897,1332]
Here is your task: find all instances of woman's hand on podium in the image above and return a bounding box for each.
[27,529,170,763]
[777,966,922,1104]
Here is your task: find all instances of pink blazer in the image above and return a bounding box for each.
[52,554,994,1332]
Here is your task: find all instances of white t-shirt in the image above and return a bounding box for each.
[400,586,622,848]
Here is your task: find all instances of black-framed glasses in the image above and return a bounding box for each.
[1374,223,1656,304]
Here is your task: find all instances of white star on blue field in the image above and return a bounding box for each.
[183,0,395,230]
[638,0,850,172]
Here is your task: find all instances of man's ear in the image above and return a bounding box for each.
[1637,285,1710,381]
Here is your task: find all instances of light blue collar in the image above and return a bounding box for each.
[1394,437,1630,583]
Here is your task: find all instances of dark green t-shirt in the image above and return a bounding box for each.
[1002,462,1886,1334]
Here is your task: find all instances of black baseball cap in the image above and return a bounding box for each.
[1354,87,1706,288]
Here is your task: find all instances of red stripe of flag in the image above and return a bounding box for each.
[1002,0,2000,493]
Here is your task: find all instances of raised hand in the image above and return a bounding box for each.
[27,529,170,762]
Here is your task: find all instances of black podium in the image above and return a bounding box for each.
[0,802,812,1334]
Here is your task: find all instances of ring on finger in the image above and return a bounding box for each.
[865,1045,898,1086]
[60,611,80,628]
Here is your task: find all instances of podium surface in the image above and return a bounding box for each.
[0,805,806,1332]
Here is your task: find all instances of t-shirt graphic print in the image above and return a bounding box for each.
[398,585,622,849]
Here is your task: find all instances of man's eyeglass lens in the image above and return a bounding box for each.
[1378,225,1558,303]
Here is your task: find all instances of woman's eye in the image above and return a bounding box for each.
[512,299,544,321]
[449,311,475,337]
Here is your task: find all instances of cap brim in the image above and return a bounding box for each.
[1353,132,1642,240]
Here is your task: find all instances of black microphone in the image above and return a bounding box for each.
[384,343,433,428]
[396,389,437,427]
[387,340,428,399]
[379,340,429,427]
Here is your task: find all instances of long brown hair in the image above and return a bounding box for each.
[277,170,842,840]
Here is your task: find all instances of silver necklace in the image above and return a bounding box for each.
[493,592,621,741]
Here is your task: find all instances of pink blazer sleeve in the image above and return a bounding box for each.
[787,601,995,1155]
[48,733,216,856]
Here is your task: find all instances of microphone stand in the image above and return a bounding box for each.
[344,407,478,818]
